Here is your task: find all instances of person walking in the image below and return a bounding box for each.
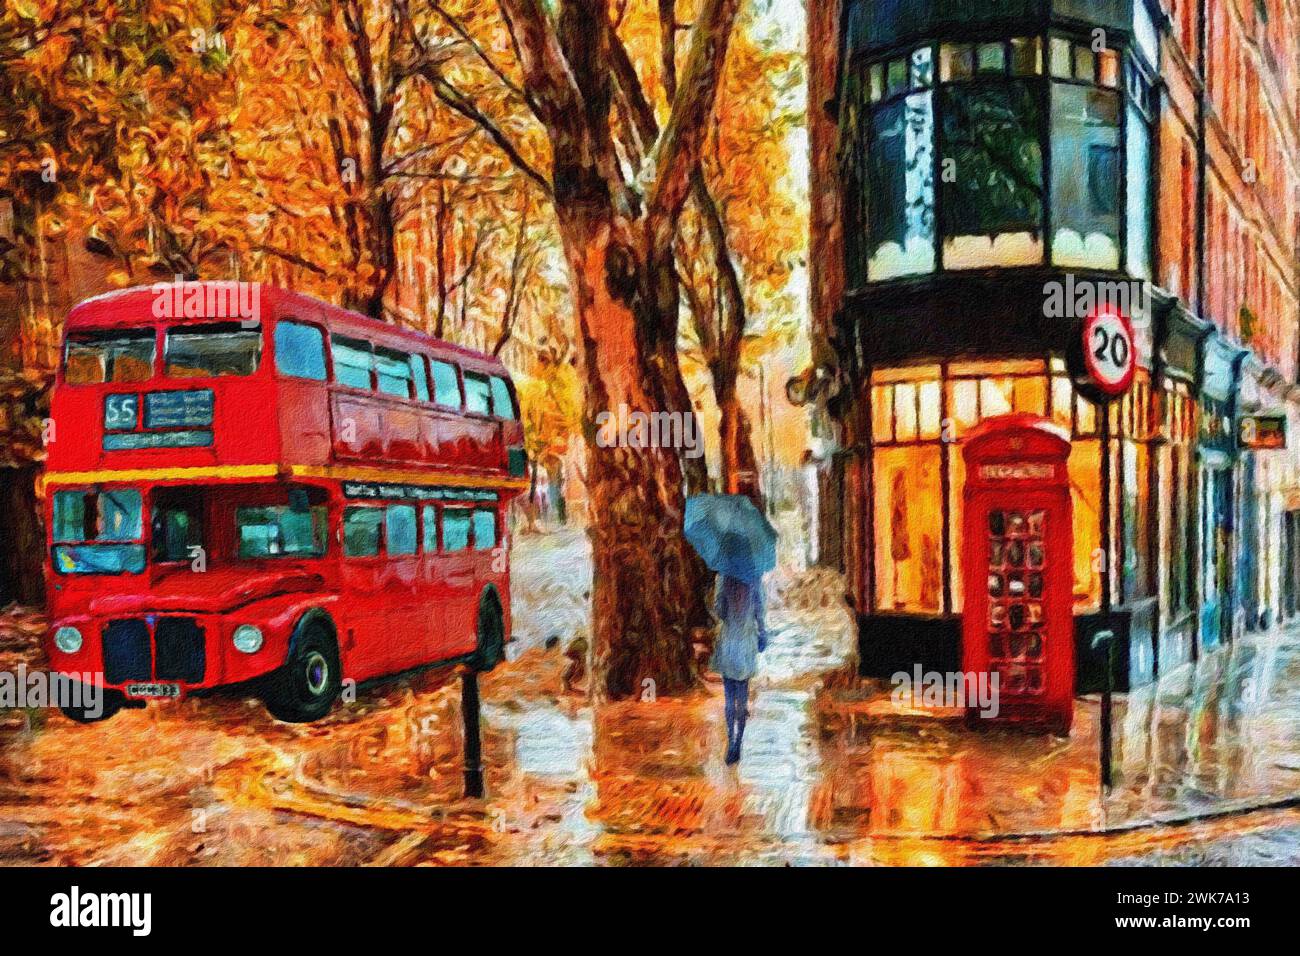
[712,573,768,765]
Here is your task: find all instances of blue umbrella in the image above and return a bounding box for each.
[684,494,777,583]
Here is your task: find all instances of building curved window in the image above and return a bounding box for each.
[844,32,1136,283]
[862,47,936,281]
[1049,37,1122,269]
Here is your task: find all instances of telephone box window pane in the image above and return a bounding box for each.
[1050,84,1121,269]
[866,93,936,281]
[886,58,907,95]
[274,321,327,381]
[874,445,943,612]
[869,63,884,102]
[1073,45,1096,83]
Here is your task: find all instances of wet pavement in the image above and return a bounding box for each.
[0,526,1298,865]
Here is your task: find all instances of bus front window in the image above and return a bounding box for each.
[166,322,262,378]
[237,500,327,558]
[64,330,155,384]
[52,489,146,574]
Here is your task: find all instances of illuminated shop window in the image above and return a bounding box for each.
[872,361,1107,614]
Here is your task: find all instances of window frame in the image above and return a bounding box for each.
[273,318,329,382]
[847,29,1137,286]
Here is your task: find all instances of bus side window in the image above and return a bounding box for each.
[375,347,414,398]
[489,376,517,420]
[421,504,438,552]
[274,320,327,381]
[410,355,430,401]
[332,336,373,390]
[442,508,472,552]
[343,507,382,557]
[430,359,461,408]
[472,509,496,551]
[386,504,417,555]
[464,372,492,415]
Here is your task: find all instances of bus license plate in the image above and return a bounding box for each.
[125,682,182,699]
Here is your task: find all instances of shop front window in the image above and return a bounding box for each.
[872,361,1105,615]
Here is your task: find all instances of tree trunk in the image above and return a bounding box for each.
[557,212,702,698]
[719,386,759,497]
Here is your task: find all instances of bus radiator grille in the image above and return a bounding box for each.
[155,617,205,683]
[103,620,151,685]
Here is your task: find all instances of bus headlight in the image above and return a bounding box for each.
[53,626,83,654]
[232,625,264,654]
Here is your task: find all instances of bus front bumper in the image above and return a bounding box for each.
[45,614,287,698]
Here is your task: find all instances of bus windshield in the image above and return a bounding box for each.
[64,330,155,385]
[166,322,262,377]
[51,489,146,574]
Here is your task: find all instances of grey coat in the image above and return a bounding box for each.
[711,576,767,681]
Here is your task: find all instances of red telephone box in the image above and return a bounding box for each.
[961,415,1075,733]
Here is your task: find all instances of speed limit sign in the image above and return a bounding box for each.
[1072,307,1135,402]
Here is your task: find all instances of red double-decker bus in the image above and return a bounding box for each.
[42,282,527,722]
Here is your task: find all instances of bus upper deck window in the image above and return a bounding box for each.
[65,330,155,384]
[166,322,262,378]
[332,337,373,390]
[430,359,461,408]
[464,373,491,415]
[489,376,517,420]
[375,347,413,398]
[274,321,326,381]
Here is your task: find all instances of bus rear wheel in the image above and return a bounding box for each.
[471,592,505,672]
[262,624,341,723]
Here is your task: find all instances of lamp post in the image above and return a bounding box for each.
[1091,629,1117,794]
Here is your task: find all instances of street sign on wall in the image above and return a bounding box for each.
[1068,307,1136,404]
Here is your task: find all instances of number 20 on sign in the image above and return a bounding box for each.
[1073,307,1136,403]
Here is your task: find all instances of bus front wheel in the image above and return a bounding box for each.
[262,624,341,723]
[471,593,505,672]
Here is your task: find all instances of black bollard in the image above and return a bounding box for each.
[461,670,484,798]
